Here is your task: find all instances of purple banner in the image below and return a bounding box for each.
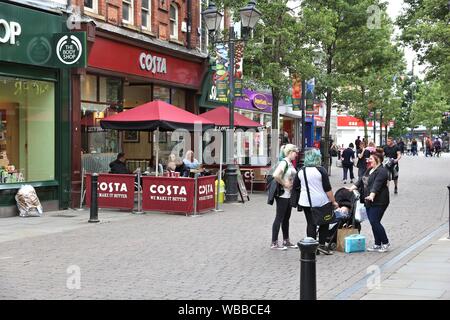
[235,89,272,113]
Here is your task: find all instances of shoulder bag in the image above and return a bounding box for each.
[303,167,334,225]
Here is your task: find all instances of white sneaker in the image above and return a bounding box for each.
[271,241,287,251]
[367,245,382,252]
[378,243,391,252]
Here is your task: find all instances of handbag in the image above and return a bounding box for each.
[303,168,334,225]
[336,226,359,252]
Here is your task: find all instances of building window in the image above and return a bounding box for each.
[170,4,178,40]
[84,0,98,13]
[141,0,151,30]
[122,0,134,25]
[0,76,55,183]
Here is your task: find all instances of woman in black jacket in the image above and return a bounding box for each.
[348,151,390,252]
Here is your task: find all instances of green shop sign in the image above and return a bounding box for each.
[0,2,86,68]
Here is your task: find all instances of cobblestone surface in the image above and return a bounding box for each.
[0,154,449,299]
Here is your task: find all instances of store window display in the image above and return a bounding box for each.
[0,76,55,183]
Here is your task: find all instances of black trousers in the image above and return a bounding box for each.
[272,197,292,243]
[302,207,329,245]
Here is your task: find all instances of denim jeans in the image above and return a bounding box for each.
[367,205,389,246]
[343,165,354,181]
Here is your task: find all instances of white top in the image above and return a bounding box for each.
[279,159,297,199]
[298,167,330,207]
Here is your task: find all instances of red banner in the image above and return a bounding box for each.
[142,177,195,213]
[85,174,135,210]
[196,176,216,212]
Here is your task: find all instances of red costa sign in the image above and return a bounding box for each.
[142,177,195,213]
[88,37,203,88]
[85,174,135,210]
[196,176,216,212]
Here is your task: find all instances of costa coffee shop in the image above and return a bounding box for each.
[72,22,208,206]
[0,1,86,217]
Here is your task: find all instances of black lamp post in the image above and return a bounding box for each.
[202,1,261,202]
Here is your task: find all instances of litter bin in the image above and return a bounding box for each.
[215,179,225,204]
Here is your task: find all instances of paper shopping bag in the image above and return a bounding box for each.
[336,227,359,252]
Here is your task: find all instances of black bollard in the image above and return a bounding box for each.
[448,185,450,239]
[298,237,319,300]
[89,173,99,223]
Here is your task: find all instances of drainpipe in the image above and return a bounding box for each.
[187,0,192,49]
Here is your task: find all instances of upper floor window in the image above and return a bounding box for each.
[141,0,151,30]
[122,0,134,25]
[84,0,98,13]
[170,4,178,40]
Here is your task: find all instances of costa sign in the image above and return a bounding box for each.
[139,52,167,74]
[85,174,135,210]
[0,19,21,45]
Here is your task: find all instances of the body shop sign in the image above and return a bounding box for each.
[85,174,135,210]
[0,2,86,68]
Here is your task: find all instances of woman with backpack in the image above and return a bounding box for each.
[270,144,299,250]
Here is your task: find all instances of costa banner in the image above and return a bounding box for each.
[142,177,195,213]
[196,176,216,212]
[85,174,135,210]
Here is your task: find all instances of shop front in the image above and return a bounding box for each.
[0,2,86,217]
[72,30,207,207]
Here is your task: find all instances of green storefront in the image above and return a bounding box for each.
[0,2,86,217]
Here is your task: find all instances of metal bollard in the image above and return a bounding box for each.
[448,185,450,239]
[298,237,319,300]
[88,173,99,223]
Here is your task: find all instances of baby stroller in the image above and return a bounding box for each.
[325,187,361,251]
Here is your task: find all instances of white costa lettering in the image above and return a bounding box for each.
[139,52,167,74]
[149,184,187,196]
[0,19,21,45]
[97,182,128,193]
[198,184,214,195]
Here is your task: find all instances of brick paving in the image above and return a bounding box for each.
[0,153,449,299]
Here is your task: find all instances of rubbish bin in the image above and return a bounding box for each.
[215,179,225,204]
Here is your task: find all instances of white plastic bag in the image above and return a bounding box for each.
[355,200,368,223]
[15,185,43,217]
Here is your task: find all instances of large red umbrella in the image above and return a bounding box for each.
[100,100,214,131]
[200,106,262,129]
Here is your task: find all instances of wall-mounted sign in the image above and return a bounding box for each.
[252,93,271,111]
[55,33,86,67]
[0,19,21,44]
[139,52,167,74]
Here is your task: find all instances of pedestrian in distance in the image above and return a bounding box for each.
[356,141,371,178]
[383,137,402,194]
[411,138,418,156]
[341,143,355,184]
[293,149,339,255]
[270,144,299,250]
[355,136,362,155]
[347,151,391,252]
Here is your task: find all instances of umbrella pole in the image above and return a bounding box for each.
[214,129,224,212]
[155,127,160,176]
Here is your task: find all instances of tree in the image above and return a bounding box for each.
[410,81,449,135]
[398,0,450,96]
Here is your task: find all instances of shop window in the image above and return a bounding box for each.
[81,74,97,101]
[122,0,134,25]
[153,85,170,103]
[0,76,55,183]
[170,4,178,40]
[141,0,151,30]
[171,88,185,109]
[84,0,98,13]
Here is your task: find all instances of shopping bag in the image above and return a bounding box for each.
[355,201,368,222]
[336,159,342,168]
[345,234,366,253]
[336,226,359,252]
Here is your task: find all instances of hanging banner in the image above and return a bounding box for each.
[216,79,228,99]
[292,75,302,111]
[85,174,135,210]
[142,177,195,213]
[234,78,243,97]
[305,78,315,112]
[196,176,216,212]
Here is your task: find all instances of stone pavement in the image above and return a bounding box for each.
[0,153,448,300]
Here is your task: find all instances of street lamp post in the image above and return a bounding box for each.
[202,1,261,202]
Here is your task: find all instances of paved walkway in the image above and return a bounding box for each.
[361,234,450,300]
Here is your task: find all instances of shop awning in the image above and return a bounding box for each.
[100,100,214,131]
[200,106,263,129]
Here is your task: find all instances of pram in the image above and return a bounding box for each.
[325,187,361,251]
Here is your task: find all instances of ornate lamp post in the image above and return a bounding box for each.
[202,1,261,202]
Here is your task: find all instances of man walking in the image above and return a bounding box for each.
[383,137,402,194]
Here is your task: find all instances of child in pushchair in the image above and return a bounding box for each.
[325,187,361,251]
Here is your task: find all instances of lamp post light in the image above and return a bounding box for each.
[202,1,261,202]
